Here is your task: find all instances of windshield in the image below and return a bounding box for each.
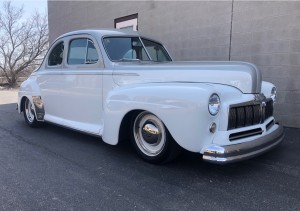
[103,37,172,62]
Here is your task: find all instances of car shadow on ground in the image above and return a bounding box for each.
[29,118,290,176]
[4,102,297,179]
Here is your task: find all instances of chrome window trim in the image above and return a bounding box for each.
[138,37,152,61]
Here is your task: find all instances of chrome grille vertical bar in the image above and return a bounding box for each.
[227,99,274,130]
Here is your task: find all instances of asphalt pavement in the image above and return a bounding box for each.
[0,91,299,210]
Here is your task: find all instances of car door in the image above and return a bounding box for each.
[38,34,104,135]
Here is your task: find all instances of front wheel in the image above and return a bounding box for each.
[131,111,181,164]
[23,97,42,127]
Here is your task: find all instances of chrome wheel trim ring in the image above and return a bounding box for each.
[133,112,166,157]
[25,98,35,123]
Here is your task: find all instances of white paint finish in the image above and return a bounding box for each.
[112,61,261,94]
[36,70,104,135]
[261,81,275,98]
[102,82,270,152]
[102,83,220,151]
[206,117,278,154]
[44,114,101,136]
[18,29,280,157]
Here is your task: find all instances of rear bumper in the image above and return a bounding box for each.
[202,124,284,164]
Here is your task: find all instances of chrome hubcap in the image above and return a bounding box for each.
[142,123,160,144]
[133,112,166,156]
[25,98,35,123]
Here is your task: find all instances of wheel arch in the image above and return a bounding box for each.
[118,109,143,144]
[117,108,178,144]
[19,96,27,113]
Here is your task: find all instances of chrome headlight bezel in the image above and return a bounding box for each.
[271,87,277,102]
[208,94,221,116]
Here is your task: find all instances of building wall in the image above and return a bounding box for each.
[231,1,300,128]
[48,1,300,128]
[48,1,232,60]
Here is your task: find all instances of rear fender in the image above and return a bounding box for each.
[18,76,45,121]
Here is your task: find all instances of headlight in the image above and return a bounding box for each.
[208,94,221,116]
[271,87,277,102]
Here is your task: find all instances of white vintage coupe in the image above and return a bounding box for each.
[18,29,284,164]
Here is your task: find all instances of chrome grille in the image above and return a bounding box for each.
[229,128,263,141]
[265,100,273,120]
[228,99,273,130]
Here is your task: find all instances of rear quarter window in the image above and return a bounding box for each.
[48,42,64,66]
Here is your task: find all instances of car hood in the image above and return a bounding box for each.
[112,61,262,93]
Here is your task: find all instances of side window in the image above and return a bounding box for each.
[48,42,64,66]
[86,40,99,64]
[68,39,87,65]
[68,38,99,65]
[141,39,171,62]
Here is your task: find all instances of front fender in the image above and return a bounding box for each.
[102,83,223,152]
[261,81,276,99]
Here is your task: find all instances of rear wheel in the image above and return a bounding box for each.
[131,111,181,164]
[23,97,42,127]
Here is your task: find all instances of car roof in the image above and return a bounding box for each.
[56,28,142,41]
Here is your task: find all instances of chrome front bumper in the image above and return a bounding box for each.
[202,124,284,164]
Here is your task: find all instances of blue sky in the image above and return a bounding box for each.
[9,0,47,16]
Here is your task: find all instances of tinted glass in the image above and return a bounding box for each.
[86,40,99,64]
[48,42,64,66]
[103,37,150,61]
[141,39,171,62]
[68,38,87,65]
